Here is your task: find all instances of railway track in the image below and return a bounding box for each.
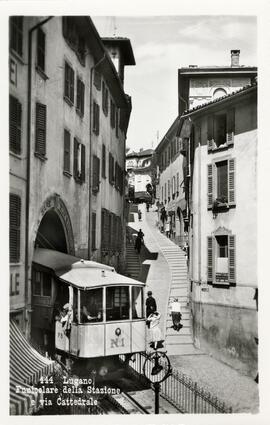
[110,391,150,414]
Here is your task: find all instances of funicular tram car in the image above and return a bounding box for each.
[32,248,146,376]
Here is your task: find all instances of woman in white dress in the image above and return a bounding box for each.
[147,311,162,349]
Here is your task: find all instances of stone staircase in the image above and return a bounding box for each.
[125,234,141,280]
[161,246,199,356]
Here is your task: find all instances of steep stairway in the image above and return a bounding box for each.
[125,228,141,280]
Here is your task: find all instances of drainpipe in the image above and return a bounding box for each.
[88,54,106,259]
[25,16,53,333]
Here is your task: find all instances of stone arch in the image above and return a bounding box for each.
[34,193,75,255]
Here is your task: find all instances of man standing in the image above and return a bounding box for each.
[146,291,157,320]
[170,298,182,331]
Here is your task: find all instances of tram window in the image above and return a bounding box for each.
[33,271,41,295]
[80,288,103,323]
[132,286,143,319]
[73,288,78,323]
[106,286,129,321]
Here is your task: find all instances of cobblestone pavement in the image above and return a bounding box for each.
[131,203,259,414]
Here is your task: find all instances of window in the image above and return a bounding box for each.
[132,286,144,319]
[9,95,22,155]
[93,101,100,135]
[109,153,115,185]
[207,233,236,284]
[102,81,108,116]
[63,129,71,173]
[102,144,106,178]
[10,194,21,263]
[37,28,46,72]
[92,155,100,193]
[207,158,235,208]
[73,138,85,182]
[92,212,96,250]
[110,99,115,128]
[207,109,235,151]
[76,77,85,116]
[213,88,227,100]
[64,62,74,104]
[80,288,103,323]
[33,270,51,297]
[115,108,119,138]
[35,103,46,157]
[106,286,130,321]
[94,70,101,90]
[10,17,23,56]
[101,208,109,250]
[77,37,86,65]
[62,17,86,66]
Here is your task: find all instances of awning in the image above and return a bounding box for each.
[176,198,187,212]
[10,320,54,415]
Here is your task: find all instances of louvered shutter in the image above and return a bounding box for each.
[207,236,214,282]
[81,144,85,182]
[63,129,70,172]
[228,158,236,205]
[228,235,236,283]
[64,62,69,98]
[101,209,105,249]
[35,103,46,156]
[207,115,214,151]
[207,164,213,208]
[9,194,21,263]
[226,109,235,146]
[9,95,22,154]
[73,138,78,177]
[92,155,100,193]
[105,210,109,249]
[91,212,96,250]
[108,213,112,249]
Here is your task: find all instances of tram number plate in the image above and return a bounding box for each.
[110,337,125,348]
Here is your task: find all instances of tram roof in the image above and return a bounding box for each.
[33,248,145,288]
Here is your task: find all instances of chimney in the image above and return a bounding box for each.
[231,50,240,67]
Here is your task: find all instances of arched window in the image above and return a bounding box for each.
[213,88,227,100]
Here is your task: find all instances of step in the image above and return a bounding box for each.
[166,327,191,336]
[166,344,201,356]
[166,334,193,344]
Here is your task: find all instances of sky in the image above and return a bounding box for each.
[92,15,257,152]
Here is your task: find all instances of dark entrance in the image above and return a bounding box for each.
[31,209,69,354]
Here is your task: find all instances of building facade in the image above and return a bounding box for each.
[126,148,154,202]
[9,16,134,341]
[155,117,187,246]
[181,83,258,375]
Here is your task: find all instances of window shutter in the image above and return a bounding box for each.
[102,144,106,178]
[207,115,214,151]
[105,210,109,249]
[228,158,235,205]
[37,28,45,71]
[81,143,85,182]
[207,236,214,282]
[70,68,74,103]
[10,194,21,263]
[207,164,213,208]
[228,235,236,283]
[92,212,96,250]
[92,155,100,193]
[35,103,46,156]
[226,108,235,146]
[10,95,22,154]
[101,209,105,249]
[63,129,70,172]
[73,138,78,177]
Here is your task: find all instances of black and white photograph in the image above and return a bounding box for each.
[3,1,270,423]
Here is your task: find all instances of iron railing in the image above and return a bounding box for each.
[120,352,232,414]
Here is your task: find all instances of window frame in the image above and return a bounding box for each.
[73,138,85,183]
[207,108,235,152]
[76,76,85,116]
[10,17,23,57]
[207,231,236,285]
[207,157,236,210]
[36,28,46,73]
[64,61,75,105]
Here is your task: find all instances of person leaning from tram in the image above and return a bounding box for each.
[60,303,73,336]
[170,298,183,331]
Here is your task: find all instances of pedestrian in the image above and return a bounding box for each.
[170,298,183,331]
[138,210,142,221]
[146,202,149,212]
[165,221,170,238]
[145,290,157,327]
[135,228,144,254]
[147,311,163,350]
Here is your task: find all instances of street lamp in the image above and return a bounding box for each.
[143,349,172,414]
